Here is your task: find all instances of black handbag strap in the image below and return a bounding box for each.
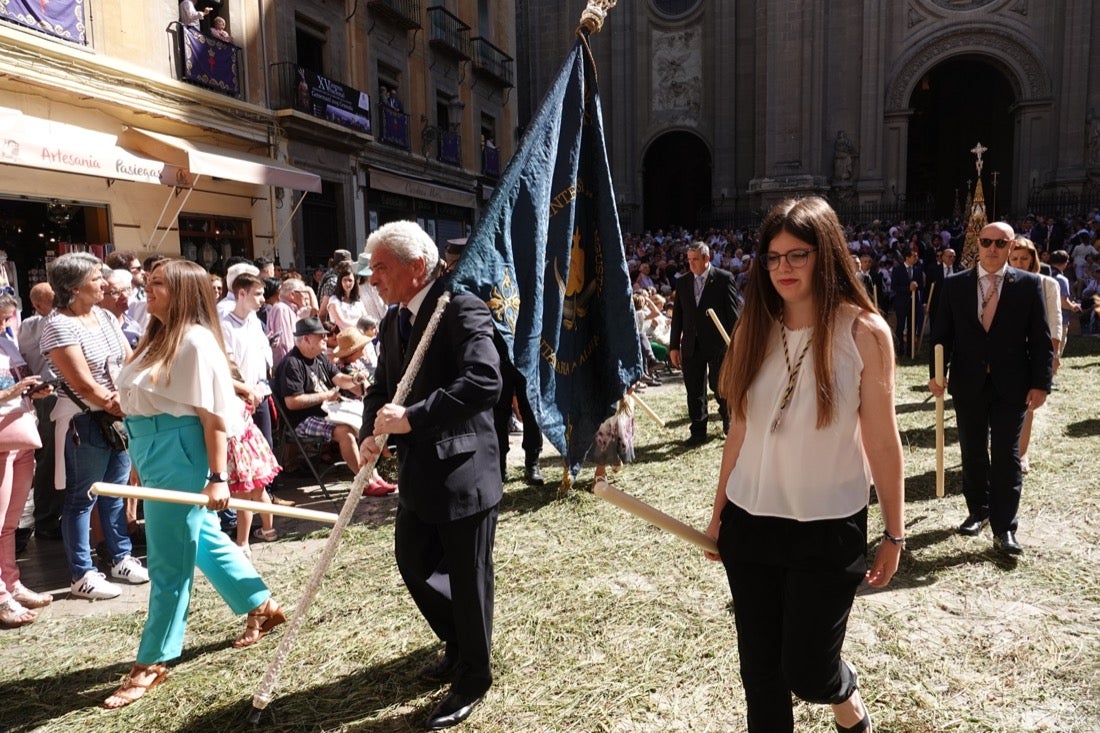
[58,380,94,414]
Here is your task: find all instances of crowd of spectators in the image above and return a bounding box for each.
[623,207,1100,343]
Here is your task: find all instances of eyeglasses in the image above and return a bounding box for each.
[105,288,132,297]
[979,237,1011,249]
[762,249,816,271]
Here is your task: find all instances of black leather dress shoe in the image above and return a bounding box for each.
[417,655,459,684]
[994,531,1023,556]
[957,515,988,536]
[524,463,545,486]
[425,691,484,730]
[683,434,709,447]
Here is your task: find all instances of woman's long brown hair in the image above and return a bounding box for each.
[130,259,230,385]
[718,197,877,429]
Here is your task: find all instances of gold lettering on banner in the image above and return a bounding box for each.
[540,333,600,376]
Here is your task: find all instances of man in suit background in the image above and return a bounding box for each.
[928,221,1052,556]
[669,241,740,446]
[360,221,502,729]
[925,247,958,336]
[891,248,925,357]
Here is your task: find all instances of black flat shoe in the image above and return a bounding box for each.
[682,434,709,447]
[425,691,484,730]
[835,711,871,733]
[957,515,988,536]
[524,463,545,486]
[994,531,1023,556]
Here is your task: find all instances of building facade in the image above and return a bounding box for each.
[0,0,515,305]
[517,0,1099,232]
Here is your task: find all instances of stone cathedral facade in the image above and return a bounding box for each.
[516,0,1099,231]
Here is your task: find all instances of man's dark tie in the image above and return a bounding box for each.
[398,306,413,344]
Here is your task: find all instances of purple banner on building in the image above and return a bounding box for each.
[0,0,86,45]
[182,25,240,98]
[293,67,371,135]
[381,106,410,149]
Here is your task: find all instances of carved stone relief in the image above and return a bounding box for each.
[651,29,702,117]
[929,0,997,9]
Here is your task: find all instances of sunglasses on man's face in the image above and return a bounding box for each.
[979,237,1011,249]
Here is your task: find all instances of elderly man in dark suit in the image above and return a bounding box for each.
[928,221,1052,556]
[359,221,502,730]
[925,247,958,335]
[669,241,740,446]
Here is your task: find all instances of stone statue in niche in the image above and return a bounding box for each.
[832,130,857,183]
[1086,107,1100,167]
[651,29,702,116]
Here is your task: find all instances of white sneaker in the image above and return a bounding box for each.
[71,571,122,600]
[111,555,150,584]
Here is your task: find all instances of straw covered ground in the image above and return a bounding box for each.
[1,338,1098,732]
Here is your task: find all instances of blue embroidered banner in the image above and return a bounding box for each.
[0,0,86,45]
[181,25,240,98]
[449,34,643,477]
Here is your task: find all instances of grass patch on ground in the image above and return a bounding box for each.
[2,340,1098,732]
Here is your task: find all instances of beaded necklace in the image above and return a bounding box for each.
[771,317,813,433]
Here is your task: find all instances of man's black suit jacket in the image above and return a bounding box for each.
[362,278,503,523]
[929,267,1052,401]
[891,262,925,308]
[668,266,740,360]
[925,262,959,314]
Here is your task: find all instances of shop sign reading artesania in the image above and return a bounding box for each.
[0,108,177,186]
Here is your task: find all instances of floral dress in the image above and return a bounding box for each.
[226,401,281,494]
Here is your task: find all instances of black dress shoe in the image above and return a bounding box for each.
[994,531,1023,556]
[524,463,545,486]
[417,655,459,684]
[957,515,988,536]
[425,691,484,730]
[683,434,709,447]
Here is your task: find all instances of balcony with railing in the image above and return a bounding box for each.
[381,105,412,150]
[481,144,500,178]
[168,22,243,99]
[366,0,421,31]
[438,129,461,166]
[470,37,513,88]
[270,62,372,136]
[427,6,471,60]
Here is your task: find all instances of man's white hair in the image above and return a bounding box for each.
[365,220,440,274]
[225,262,259,291]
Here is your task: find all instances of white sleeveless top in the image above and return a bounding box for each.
[725,305,870,520]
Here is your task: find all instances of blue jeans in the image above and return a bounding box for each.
[61,412,133,581]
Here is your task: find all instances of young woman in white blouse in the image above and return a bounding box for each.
[104,260,284,709]
[704,197,905,733]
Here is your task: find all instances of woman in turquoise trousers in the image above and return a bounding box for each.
[104,259,286,709]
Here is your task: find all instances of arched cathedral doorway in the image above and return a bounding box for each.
[642,132,711,232]
[906,57,1016,220]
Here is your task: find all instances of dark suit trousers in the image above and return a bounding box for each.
[718,502,864,733]
[953,376,1026,534]
[395,504,498,697]
[683,350,727,436]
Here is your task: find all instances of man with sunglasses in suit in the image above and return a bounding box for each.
[927,222,1052,557]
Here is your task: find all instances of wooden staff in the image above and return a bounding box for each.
[873,284,878,313]
[90,482,339,524]
[593,479,718,554]
[917,282,935,354]
[629,391,665,428]
[706,308,730,346]
[934,344,945,498]
[909,294,917,359]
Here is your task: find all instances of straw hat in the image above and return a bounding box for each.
[331,327,370,359]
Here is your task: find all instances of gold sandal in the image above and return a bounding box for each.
[232,597,286,649]
[103,663,168,709]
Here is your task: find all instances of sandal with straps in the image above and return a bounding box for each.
[232,597,286,649]
[0,598,37,628]
[103,663,169,709]
[12,582,53,609]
